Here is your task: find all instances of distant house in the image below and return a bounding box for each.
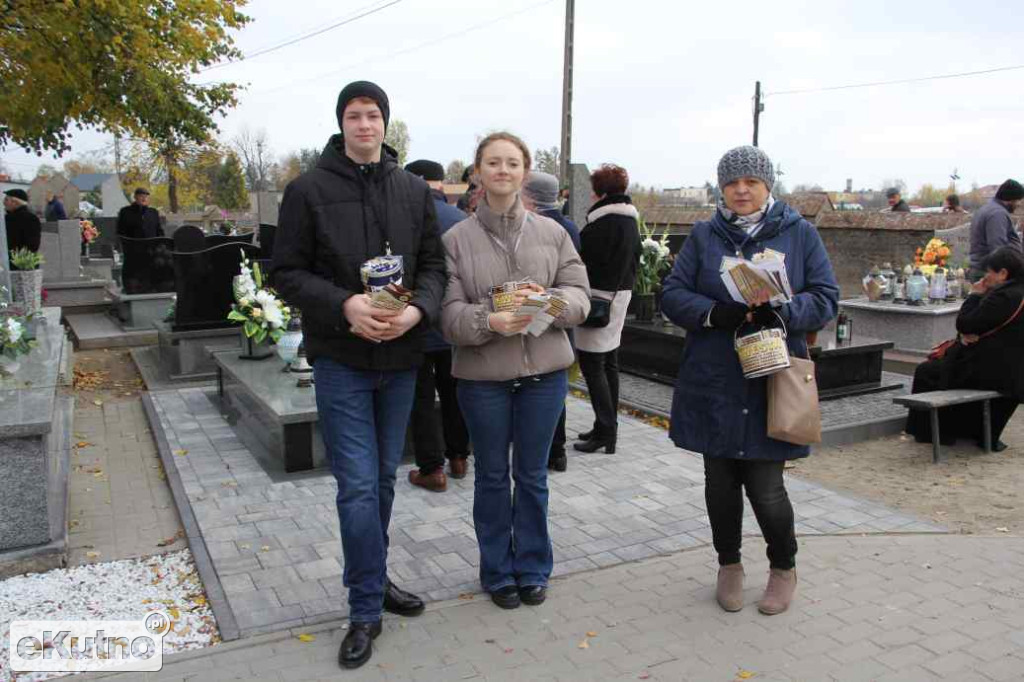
[69,173,130,217]
[663,186,709,205]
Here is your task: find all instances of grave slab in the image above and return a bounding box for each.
[155,320,241,381]
[110,288,175,332]
[65,312,157,349]
[840,297,962,356]
[0,308,74,577]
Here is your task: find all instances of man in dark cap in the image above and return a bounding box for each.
[4,189,42,254]
[885,187,911,212]
[969,179,1024,281]
[116,187,163,239]
[403,159,469,492]
[272,81,446,670]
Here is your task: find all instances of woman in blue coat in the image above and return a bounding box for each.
[661,146,838,616]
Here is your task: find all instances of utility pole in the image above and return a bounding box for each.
[559,0,575,183]
[752,81,764,147]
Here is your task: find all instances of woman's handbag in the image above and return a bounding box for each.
[581,297,612,328]
[928,296,1024,361]
[767,355,822,446]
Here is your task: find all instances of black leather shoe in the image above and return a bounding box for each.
[573,438,615,454]
[577,428,595,441]
[383,578,425,617]
[519,585,547,606]
[338,620,382,669]
[982,439,1009,452]
[490,585,521,610]
[548,454,567,472]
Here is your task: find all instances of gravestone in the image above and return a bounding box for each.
[934,222,971,267]
[120,236,175,295]
[172,225,206,253]
[258,224,277,260]
[568,163,592,230]
[0,210,8,301]
[255,191,279,226]
[40,220,85,283]
[39,226,62,283]
[173,242,260,331]
[205,232,254,249]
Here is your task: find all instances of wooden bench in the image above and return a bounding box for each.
[893,390,1005,463]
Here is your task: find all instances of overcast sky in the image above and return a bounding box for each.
[3,0,1022,193]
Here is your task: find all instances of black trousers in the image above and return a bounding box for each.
[703,456,797,570]
[578,348,620,439]
[549,406,567,459]
[410,349,470,473]
[906,358,1019,445]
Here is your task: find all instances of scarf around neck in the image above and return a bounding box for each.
[718,195,775,234]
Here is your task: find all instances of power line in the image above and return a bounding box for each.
[767,63,1024,97]
[200,0,405,73]
[242,0,558,96]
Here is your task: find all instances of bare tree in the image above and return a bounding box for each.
[445,160,466,184]
[233,128,276,192]
[384,119,410,166]
[534,147,560,180]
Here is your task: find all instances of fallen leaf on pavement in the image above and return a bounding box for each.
[297,633,316,642]
[638,673,650,680]
[93,400,103,407]
[586,631,598,637]
[457,593,474,600]
[173,449,188,456]
[737,671,755,680]
[996,527,1010,533]
[577,639,589,649]
[85,551,101,560]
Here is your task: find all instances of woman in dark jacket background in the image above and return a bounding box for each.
[661,145,838,617]
[573,164,642,454]
[907,246,1024,450]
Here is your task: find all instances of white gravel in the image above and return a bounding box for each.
[1,549,218,681]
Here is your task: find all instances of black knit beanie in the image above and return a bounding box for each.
[404,160,445,182]
[336,81,390,132]
[995,179,1024,202]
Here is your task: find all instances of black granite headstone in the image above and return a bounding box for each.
[258,224,277,260]
[119,236,175,294]
[173,242,260,331]
[172,225,206,253]
[91,217,118,258]
[205,233,254,249]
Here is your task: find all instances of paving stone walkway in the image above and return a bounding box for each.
[147,389,943,639]
[82,534,1024,681]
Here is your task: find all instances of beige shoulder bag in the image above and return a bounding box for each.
[767,355,821,445]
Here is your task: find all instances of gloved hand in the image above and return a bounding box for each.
[709,302,750,330]
[750,302,778,327]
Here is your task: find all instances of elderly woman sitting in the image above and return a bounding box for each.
[907,246,1024,451]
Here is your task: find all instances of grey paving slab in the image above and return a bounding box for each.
[76,535,1024,682]
[147,387,944,638]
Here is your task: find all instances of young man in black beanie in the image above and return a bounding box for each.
[969,179,1023,281]
[272,81,446,670]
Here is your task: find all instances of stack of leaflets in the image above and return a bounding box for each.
[489,280,567,336]
[720,249,793,306]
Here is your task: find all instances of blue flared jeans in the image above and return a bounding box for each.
[457,370,568,592]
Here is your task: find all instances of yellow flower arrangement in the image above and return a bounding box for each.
[914,238,951,270]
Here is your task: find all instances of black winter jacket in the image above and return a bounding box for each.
[272,136,446,370]
[116,204,164,239]
[5,206,42,254]
[580,194,641,291]
[947,279,1024,400]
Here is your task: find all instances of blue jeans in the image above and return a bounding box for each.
[313,358,417,623]
[457,370,568,592]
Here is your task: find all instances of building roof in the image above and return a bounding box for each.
[784,191,834,220]
[70,173,119,191]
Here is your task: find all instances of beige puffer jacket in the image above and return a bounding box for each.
[441,196,591,381]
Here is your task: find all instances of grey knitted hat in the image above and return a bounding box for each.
[717,145,775,191]
[523,171,561,211]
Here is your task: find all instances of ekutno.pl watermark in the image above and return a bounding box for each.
[9,611,170,673]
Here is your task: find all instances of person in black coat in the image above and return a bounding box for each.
[271,81,446,671]
[45,193,67,221]
[907,247,1024,450]
[573,164,642,454]
[116,188,164,239]
[4,189,42,255]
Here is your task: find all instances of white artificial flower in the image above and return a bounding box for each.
[5,317,23,344]
[255,290,277,309]
[263,304,284,329]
